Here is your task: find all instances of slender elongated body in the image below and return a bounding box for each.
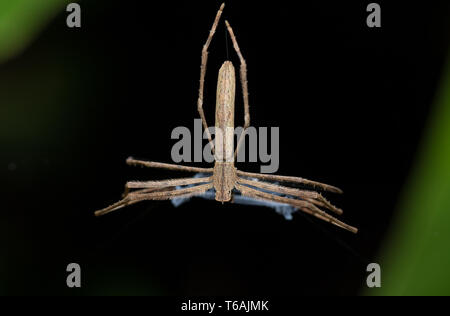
[215,61,236,163]
[94,3,358,233]
[214,61,236,202]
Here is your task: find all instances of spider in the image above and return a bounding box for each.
[94,3,358,234]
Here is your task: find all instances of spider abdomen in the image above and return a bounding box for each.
[215,61,236,163]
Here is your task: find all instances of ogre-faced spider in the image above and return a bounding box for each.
[95,3,357,233]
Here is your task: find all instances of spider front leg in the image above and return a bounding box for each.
[225,20,250,159]
[197,3,225,154]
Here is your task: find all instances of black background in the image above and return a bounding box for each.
[1,0,449,295]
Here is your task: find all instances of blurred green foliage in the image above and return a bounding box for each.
[0,0,67,64]
[369,56,450,296]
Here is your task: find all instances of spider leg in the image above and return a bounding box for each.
[197,3,225,154]
[123,176,211,199]
[123,186,174,197]
[236,177,343,215]
[95,183,213,217]
[236,169,343,194]
[126,176,212,190]
[122,183,176,198]
[224,20,250,159]
[126,157,213,173]
[235,183,357,233]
